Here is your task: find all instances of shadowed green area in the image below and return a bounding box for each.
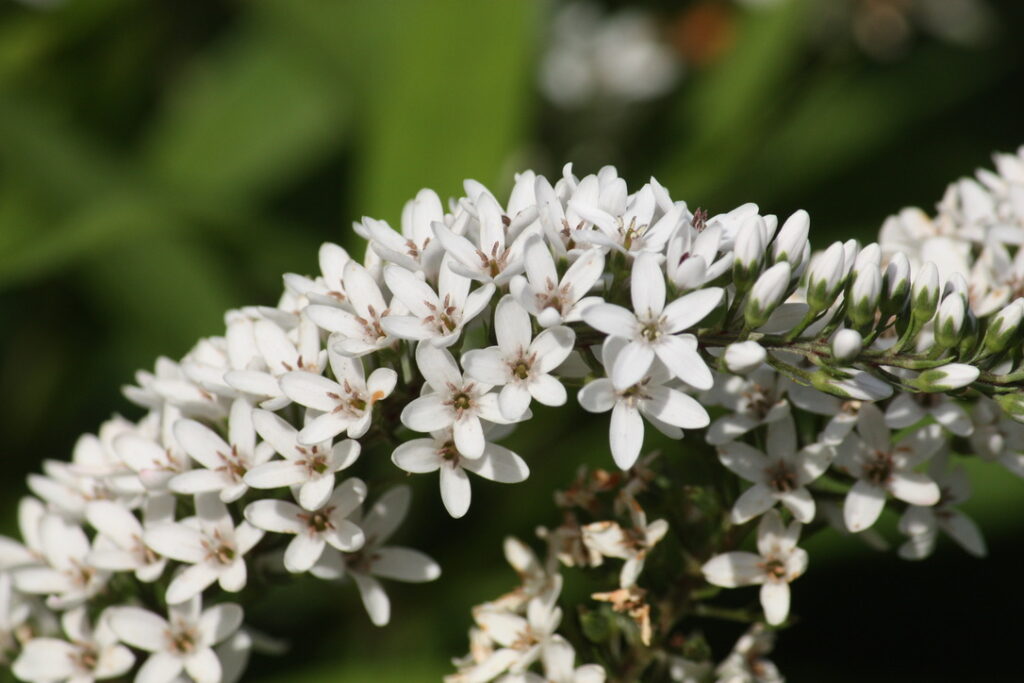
[2,0,1024,680]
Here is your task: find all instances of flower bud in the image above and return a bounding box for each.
[909,364,979,392]
[879,252,910,316]
[831,329,863,362]
[841,239,861,279]
[911,262,940,323]
[983,298,1024,354]
[958,309,980,358]
[935,294,966,349]
[806,242,846,312]
[733,216,766,290]
[810,368,893,401]
[944,272,969,301]
[847,265,881,327]
[850,243,881,279]
[745,262,792,329]
[723,341,767,374]
[773,210,809,267]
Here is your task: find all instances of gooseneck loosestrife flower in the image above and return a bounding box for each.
[7,152,1024,681]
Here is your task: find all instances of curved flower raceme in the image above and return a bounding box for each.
[5,154,1024,681]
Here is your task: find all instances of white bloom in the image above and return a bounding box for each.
[170,399,274,503]
[581,498,668,588]
[392,429,529,518]
[578,337,709,469]
[402,344,515,459]
[434,192,527,285]
[898,451,985,560]
[86,497,174,583]
[0,497,47,570]
[356,189,446,276]
[244,478,366,573]
[470,576,565,679]
[583,252,722,389]
[509,238,605,327]
[282,241,351,305]
[665,218,733,290]
[701,510,808,626]
[382,259,495,346]
[280,349,397,444]
[878,207,971,283]
[12,608,133,683]
[108,596,243,683]
[463,295,575,420]
[570,182,682,256]
[306,260,397,357]
[703,368,793,446]
[714,624,783,683]
[244,409,361,510]
[12,514,108,610]
[113,409,190,494]
[225,315,324,410]
[835,404,943,532]
[718,416,833,524]
[322,486,441,626]
[144,493,264,604]
[969,397,1024,478]
[885,392,972,437]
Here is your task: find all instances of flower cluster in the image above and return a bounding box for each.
[4,150,1024,681]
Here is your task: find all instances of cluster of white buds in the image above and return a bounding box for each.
[4,151,1024,682]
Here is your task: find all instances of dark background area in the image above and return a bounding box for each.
[1,0,1023,679]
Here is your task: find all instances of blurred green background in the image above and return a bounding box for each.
[2,0,1024,680]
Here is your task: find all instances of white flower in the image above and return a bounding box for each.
[835,404,943,533]
[581,498,668,588]
[86,497,174,583]
[282,241,351,305]
[401,344,515,459]
[108,596,243,683]
[244,478,366,573]
[280,349,397,444]
[509,237,605,328]
[12,514,108,610]
[714,624,783,683]
[885,392,973,437]
[434,192,527,285]
[12,608,133,683]
[469,576,565,679]
[463,295,575,420]
[306,260,397,357]
[570,183,682,256]
[113,410,190,493]
[665,218,732,290]
[701,510,808,626]
[224,315,324,410]
[144,493,264,604]
[0,497,47,570]
[382,259,495,346]
[898,451,985,560]
[578,337,709,470]
[170,399,274,503]
[244,409,361,510]
[717,415,833,524]
[320,486,441,626]
[1,572,31,664]
[355,189,446,276]
[584,253,722,390]
[392,429,529,518]
[878,207,971,283]
[969,397,1024,478]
